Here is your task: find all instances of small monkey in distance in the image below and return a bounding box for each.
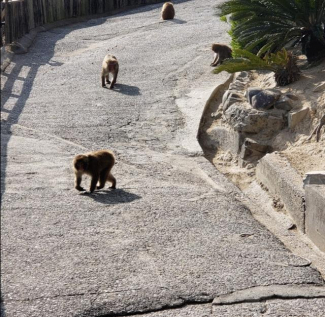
[161,2,175,20]
[211,43,232,67]
[101,55,119,89]
[73,150,116,193]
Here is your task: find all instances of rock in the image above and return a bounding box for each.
[246,87,263,104]
[274,96,294,111]
[222,89,231,106]
[285,93,299,100]
[240,138,270,162]
[236,71,249,79]
[251,89,281,110]
[288,107,309,129]
[244,138,270,152]
[225,105,285,134]
[229,81,245,90]
[313,81,325,92]
[222,91,244,112]
[211,111,222,119]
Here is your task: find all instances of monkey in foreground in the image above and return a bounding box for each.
[211,43,232,67]
[161,2,175,20]
[73,150,116,193]
[101,55,119,89]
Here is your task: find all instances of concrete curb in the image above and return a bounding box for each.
[197,73,325,252]
[305,185,325,252]
[256,152,305,232]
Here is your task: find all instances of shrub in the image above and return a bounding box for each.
[218,0,325,62]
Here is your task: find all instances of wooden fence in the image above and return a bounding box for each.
[2,0,164,45]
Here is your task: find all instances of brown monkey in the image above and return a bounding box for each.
[101,55,119,89]
[73,150,116,193]
[161,2,175,20]
[211,43,232,67]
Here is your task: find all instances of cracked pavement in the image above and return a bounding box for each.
[1,0,325,316]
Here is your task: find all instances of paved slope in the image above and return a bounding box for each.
[1,1,324,316]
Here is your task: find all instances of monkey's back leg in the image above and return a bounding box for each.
[97,168,109,190]
[110,69,118,89]
[107,172,116,189]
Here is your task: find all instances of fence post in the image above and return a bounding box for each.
[4,0,12,44]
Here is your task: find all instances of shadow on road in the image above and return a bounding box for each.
[0,20,108,202]
[170,18,187,24]
[110,83,141,95]
[0,294,5,317]
[82,188,141,205]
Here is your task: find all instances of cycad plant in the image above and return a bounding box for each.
[214,49,301,86]
[218,0,325,62]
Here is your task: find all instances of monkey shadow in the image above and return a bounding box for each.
[82,188,141,205]
[170,18,187,24]
[110,83,141,96]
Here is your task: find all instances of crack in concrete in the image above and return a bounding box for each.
[212,284,325,306]
[11,123,89,151]
[4,288,144,303]
[3,284,325,316]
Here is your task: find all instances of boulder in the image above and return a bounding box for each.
[246,87,263,104]
[251,89,281,110]
[225,105,285,134]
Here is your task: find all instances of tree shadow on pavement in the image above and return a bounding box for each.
[109,83,141,96]
[82,188,141,205]
[0,19,108,202]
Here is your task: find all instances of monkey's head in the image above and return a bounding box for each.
[73,155,89,172]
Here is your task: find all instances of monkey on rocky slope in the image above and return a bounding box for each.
[101,55,119,89]
[73,150,116,193]
[211,43,232,67]
[161,2,175,20]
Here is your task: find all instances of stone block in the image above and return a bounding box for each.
[305,185,325,252]
[256,153,305,232]
[288,107,309,129]
[303,171,325,188]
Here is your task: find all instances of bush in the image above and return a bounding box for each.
[214,49,301,86]
[218,0,325,62]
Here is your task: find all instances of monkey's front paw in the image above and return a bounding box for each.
[81,191,92,195]
[75,186,85,191]
[106,80,111,84]
[109,85,114,89]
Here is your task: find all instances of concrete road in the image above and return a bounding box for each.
[1,1,324,316]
